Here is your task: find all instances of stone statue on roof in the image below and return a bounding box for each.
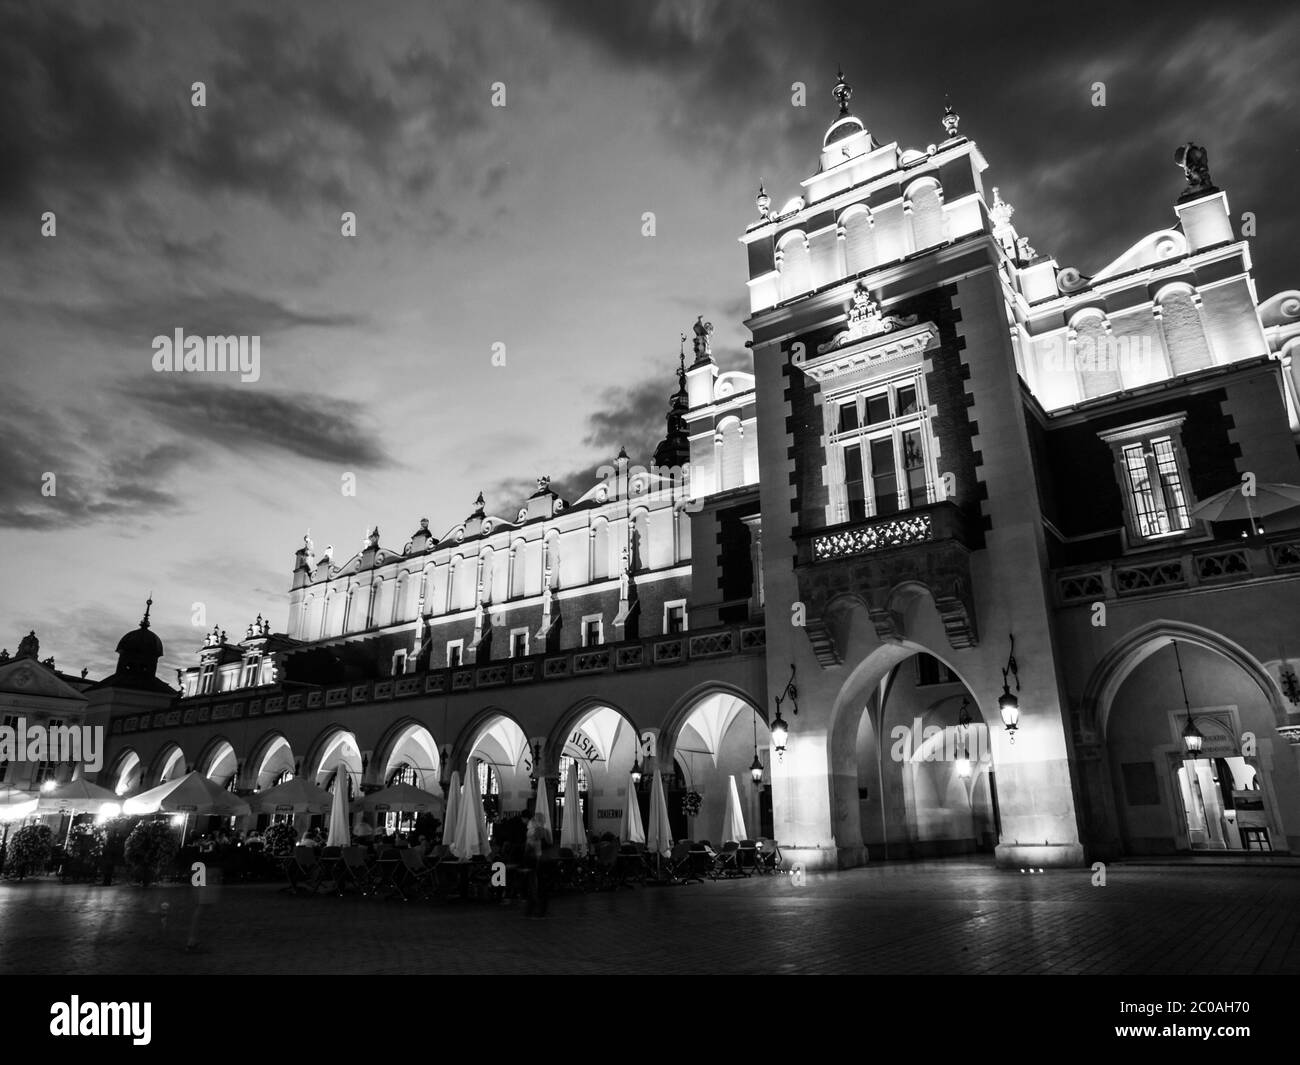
[692,316,714,361]
[1174,143,1217,201]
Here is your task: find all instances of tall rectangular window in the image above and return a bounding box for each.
[830,371,934,524]
[446,641,463,668]
[1121,437,1191,539]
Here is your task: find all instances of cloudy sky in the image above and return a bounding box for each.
[2,0,1297,678]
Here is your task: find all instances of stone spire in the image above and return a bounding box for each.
[654,334,692,470]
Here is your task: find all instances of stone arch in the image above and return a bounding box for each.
[147,742,187,787]
[372,717,442,792]
[247,731,296,789]
[196,735,239,786]
[303,724,363,789]
[108,747,141,796]
[776,228,811,300]
[1079,619,1288,740]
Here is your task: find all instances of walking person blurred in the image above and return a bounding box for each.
[524,808,550,919]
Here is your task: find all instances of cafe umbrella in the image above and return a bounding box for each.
[325,764,350,847]
[36,777,120,847]
[645,767,673,858]
[441,770,461,847]
[122,771,251,845]
[246,776,331,816]
[360,781,444,838]
[533,772,553,843]
[620,772,645,845]
[560,759,587,857]
[1188,482,1300,535]
[721,775,747,844]
[0,787,37,824]
[451,759,491,859]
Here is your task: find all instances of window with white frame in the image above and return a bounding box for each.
[829,369,934,523]
[240,656,260,688]
[581,615,604,647]
[446,639,464,668]
[510,628,529,658]
[392,650,408,676]
[664,600,688,635]
[1099,416,1197,546]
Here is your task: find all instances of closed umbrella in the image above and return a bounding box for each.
[246,776,331,815]
[645,768,672,857]
[325,764,350,846]
[1189,482,1300,533]
[560,760,587,856]
[620,773,645,844]
[721,774,747,843]
[451,759,491,859]
[441,770,461,846]
[533,773,553,844]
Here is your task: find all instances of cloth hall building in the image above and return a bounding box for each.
[20,74,1300,869]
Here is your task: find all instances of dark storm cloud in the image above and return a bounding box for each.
[583,376,671,456]
[0,3,163,213]
[0,1,489,222]
[59,287,366,345]
[0,399,193,529]
[531,0,1300,294]
[129,379,392,468]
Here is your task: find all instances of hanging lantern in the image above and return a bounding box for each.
[750,752,764,785]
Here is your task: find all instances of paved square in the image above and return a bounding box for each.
[2,860,1297,975]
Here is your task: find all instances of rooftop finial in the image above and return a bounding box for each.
[756,181,771,221]
[142,594,153,629]
[832,67,853,116]
[942,97,960,139]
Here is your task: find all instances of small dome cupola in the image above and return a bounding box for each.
[823,67,865,149]
[115,596,164,678]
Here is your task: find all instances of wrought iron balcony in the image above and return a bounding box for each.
[797,500,979,566]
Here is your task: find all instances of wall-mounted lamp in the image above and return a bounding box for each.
[771,663,797,760]
[998,635,1020,742]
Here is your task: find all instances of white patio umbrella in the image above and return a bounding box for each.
[37,777,121,847]
[620,773,645,844]
[246,776,331,815]
[560,760,588,856]
[721,774,747,843]
[451,759,491,859]
[1189,482,1300,534]
[325,764,350,846]
[533,772,553,844]
[0,787,37,824]
[644,767,673,857]
[122,770,251,846]
[358,782,444,815]
[441,770,461,846]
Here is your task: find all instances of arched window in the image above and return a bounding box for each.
[478,761,500,822]
[383,763,421,835]
[388,763,419,788]
[272,768,294,787]
[325,771,356,802]
[591,522,610,580]
[720,419,745,490]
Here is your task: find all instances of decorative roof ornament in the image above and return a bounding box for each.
[756,182,771,221]
[16,630,38,660]
[691,315,714,362]
[141,594,153,629]
[536,475,551,493]
[1016,235,1037,261]
[818,284,919,353]
[1173,142,1218,202]
[368,526,381,549]
[832,67,853,116]
[989,187,1015,231]
[419,518,429,531]
[942,99,960,139]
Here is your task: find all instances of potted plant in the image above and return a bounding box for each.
[681,790,703,818]
[124,819,181,887]
[3,824,53,879]
[261,821,298,856]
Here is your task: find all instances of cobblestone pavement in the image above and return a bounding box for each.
[3,859,1298,975]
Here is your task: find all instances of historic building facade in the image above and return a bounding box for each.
[42,72,1300,868]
